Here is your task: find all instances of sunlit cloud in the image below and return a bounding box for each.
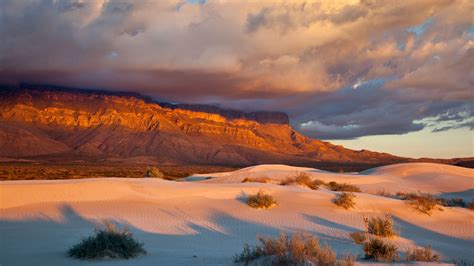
[0,0,472,140]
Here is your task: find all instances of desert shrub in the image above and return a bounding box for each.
[364,216,395,237]
[363,238,397,262]
[468,199,474,210]
[453,259,474,266]
[280,172,320,190]
[242,177,272,183]
[143,166,164,178]
[339,253,355,266]
[405,246,440,262]
[440,198,466,208]
[312,179,327,186]
[333,193,356,210]
[349,232,367,244]
[376,190,393,198]
[233,243,265,264]
[404,193,442,215]
[395,192,410,199]
[247,190,277,209]
[234,232,355,266]
[67,220,146,260]
[328,181,361,192]
[280,177,295,186]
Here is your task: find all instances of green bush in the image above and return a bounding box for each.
[144,166,164,178]
[363,238,397,262]
[364,216,395,237]
[234,232,354,266]
[333,193,356,210]
[67,221,146,259]
[328,182,361,192]
[405,246,440,262]
[247,190,277,209]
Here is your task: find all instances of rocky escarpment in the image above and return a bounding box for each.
[0,85,406,165]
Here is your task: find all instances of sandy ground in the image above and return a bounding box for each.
[0,163,473,265]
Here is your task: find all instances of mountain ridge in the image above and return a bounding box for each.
[0,84,470,167]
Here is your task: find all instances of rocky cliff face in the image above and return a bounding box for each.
[0,85,405,165]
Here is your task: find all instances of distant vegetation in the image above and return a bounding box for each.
[328,182,361,192]
[247,190,277,209]
[0,162,237,180]
[234,232,354,265]
[363,238,398,262]
[280,172,322,190]
[333,192,356,210]
[67,221,146,260]
[364,216,395,237]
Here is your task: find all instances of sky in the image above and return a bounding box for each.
[0,0,473,158]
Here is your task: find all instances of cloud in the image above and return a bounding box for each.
[0,0,472,139]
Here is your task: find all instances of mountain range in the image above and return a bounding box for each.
[0,84,471,168]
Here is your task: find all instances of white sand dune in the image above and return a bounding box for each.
[1,163,473,265]
[188,163,474,199]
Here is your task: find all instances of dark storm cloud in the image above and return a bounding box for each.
[0,0,472,140]
[293,78,473,140]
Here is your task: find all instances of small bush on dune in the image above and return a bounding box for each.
[328,182,361,192]
[234,232,353,266]
[143,166,164,178]
[363,238,397,262]
[280,172,321,190]
[364,216,395,237]
[67,220,146,260]
[242,177,272,183]
[247,190,277,209]
[403,193,442,215]
[334,193,356,210]
[405,246,440,262]
[349,232,367,244]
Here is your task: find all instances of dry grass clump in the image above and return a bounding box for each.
[67,220,146,260]
[333,193,356,210]
[280,172,321,190]
[402,193,442,215]
[405,246,440,262]
[349,232,367,244]
[363,238,398,262]
[247,190,277,209]
[364,216,395,237]
[234,232,353,266]
[242,177,272,183]
[328,181,361,192]
[143,166,165,178]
